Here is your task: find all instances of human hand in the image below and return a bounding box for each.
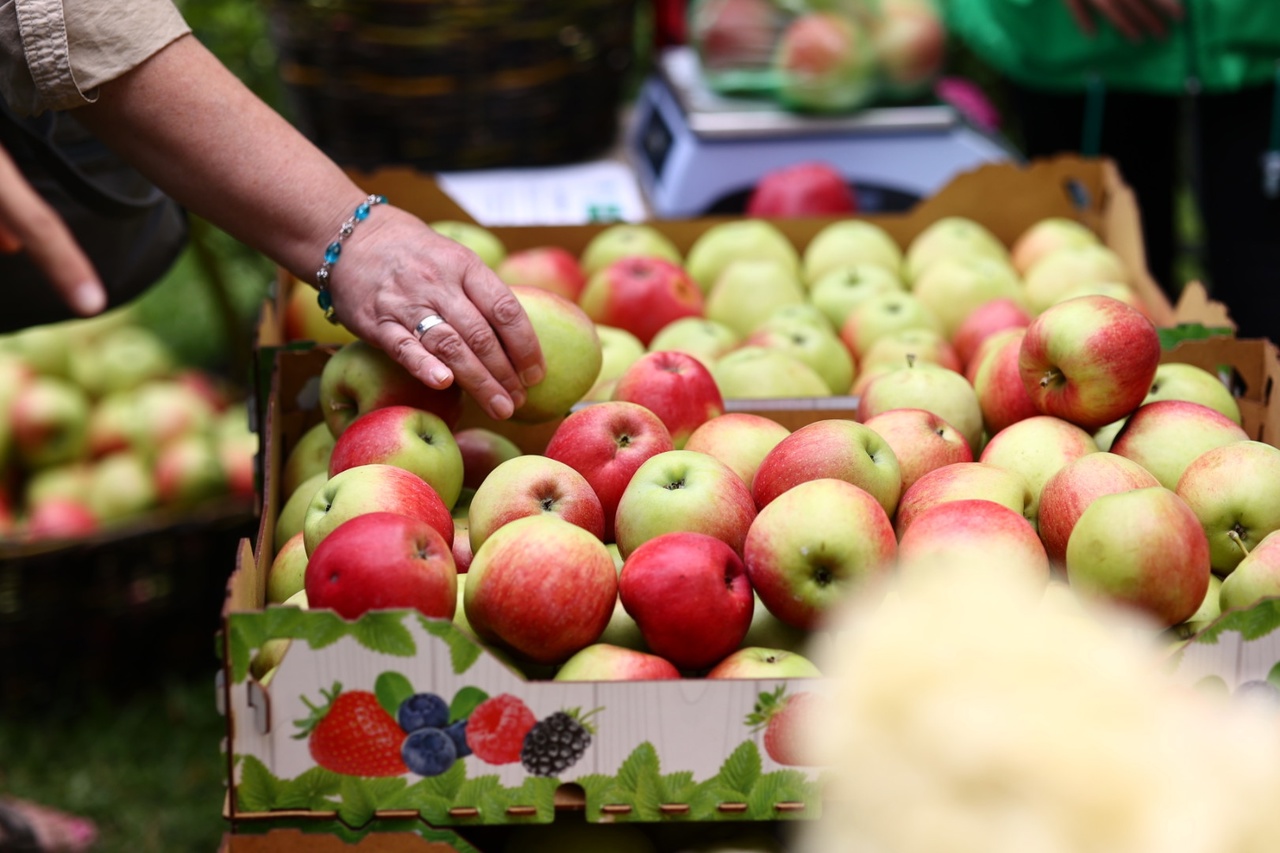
[0,143,107,316]
[326,205,545,421]
[1062,0,1183,41]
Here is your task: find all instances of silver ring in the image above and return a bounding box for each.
[414,314,445,337]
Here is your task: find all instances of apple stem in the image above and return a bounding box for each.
[1228,527,1251,556]
[1040,368,1063,389]
[906,353,916,369]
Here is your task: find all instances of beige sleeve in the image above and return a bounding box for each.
[0,0,191,116]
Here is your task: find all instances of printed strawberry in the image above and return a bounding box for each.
[465,693,537,765]
[746,686,821,767]
[293,682,409,777]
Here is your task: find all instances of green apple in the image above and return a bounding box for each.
[586,324,646,401]
[743,317,853,394]
[711,346,829,399]
[275,470,328,553]
[1174,441,1280,574]
[1022,243,1129,314]
[909,254,1025,340]
[597,597,648,651]
[857,360,984,453]
[22,461,92,510]
[765,302,835,334]
[1143,362,1242,425]
[903,216,1008,283]
[281,421,335,500]
[579,223,682,278]
[155,434,227,507]
[808,262,904,330]
[1218,530,1280,613]
[250,589,307,685]
[647,317,740,369]
[1169,574,1221,639]
[704,258,807,338]
[67,325,173,398]
[802,219,903,285]
[705,645,821,678]
[429,220,506,268]
[739,592,812,655]
[0,322,73,377]
[685,219,800,294]
[510,285,603,423]
[266,531,308,603]
[1011,216,1100,275]
[839,290,942,360]
[87,449,158,523]
[859,327,962,374]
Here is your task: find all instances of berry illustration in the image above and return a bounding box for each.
[293,682,409,777]
[465,694,537,765]
[398,692,449,733]
[520,708,599,777]
[444,719,471,758]
[402,728,457,777]
[746,686,821,767]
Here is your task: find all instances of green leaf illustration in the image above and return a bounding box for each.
[1194,599,1280,645]
[615,742,661,795]
[420,760,467,802]
[336,776,407,828]
[449,686,489,723]
[505,776,558,821]
[717,740,762,796]
[263,604,312,637]
[229,618,269,684]
[277,766,343,811]
[296,611,349,649]
[420,617,482,674]
[374,672,416,719]
[236,754,284,813]
[348,612,417,657]
[687,779,749,821]
[748,769,816,820]
[455,774,502,816]
[1268,661,1280,690]
[575,773,619,813]
[660,770,697,805]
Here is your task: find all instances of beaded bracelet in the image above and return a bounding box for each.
[313,194,388,323]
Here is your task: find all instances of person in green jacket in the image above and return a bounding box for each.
[944,0,1280,342]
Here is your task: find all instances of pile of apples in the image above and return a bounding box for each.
[0,313,258,545]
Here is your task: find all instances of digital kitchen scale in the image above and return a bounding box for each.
[626,47,1020,219]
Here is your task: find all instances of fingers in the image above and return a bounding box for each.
[461,267,547,389]
[0,144,106,316]
[406,296,527,420]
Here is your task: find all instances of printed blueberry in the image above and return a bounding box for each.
[444,719,471,758]
[398,692,449,733]
[402,727,457,777]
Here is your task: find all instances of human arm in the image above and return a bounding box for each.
[1062,0,1183,41]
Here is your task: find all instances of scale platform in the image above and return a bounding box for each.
[626,47,1019,219]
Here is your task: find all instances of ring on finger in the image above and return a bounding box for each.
[414,314,446,337]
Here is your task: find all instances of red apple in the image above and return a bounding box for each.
[1110,400,1250,490]
[684,412,791,489]
[328,405,464,510]
[467,454,605,554]
[752,419,902,518]
[861,407,973,494]
[1018,295,1161,431]
[465,514,618,665]
[873,0,947,96]
[154,434,227,507]
[452,521,474,573]
[610,350,725,449]
[24,497,98,540]
[454,427,523,491]
[283,277,359,345]
[553,644,681,681]
[302,463,454,555]
[1038,451,1162,567]
[951,297,1033,370]
[746,161,858,218]
[495,246,587,302]
[896,498,1050,596]
[968,328,1041,437]
[543,400,675,542]
[895,461,1034,537]
[691,0,782,71]
[318,340,463,438]
[774,11,878,113]
[620,531,754,671]
[579,256,705,346]
[305,511,457,621]
[11,376,91,470]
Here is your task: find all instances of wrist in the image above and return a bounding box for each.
[310,194,388,321]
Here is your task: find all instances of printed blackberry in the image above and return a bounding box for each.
[519,708,600,777]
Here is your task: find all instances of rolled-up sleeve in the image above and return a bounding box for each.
[1,0,191,116]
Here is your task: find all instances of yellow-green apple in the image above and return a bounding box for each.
[1217,530,1280,613]
[903,216,1008,283]
[0,353,35,465]
[155,434,227,507]
[283,277,359,345]
[454,427,522,491]
[872,0,947,97]
[774,11,878,113]
[512,285,605,423]
[0,323,72,378]
[895,461,1034,537]
[85,392,137,459]
[1175,441,1280,575]
[850,360,897,398]
[1093,418,1126,452]
[250,590,307,686]
[216,407,258,500]
[553,643,681,681]
[1052,280,1148,317]
[495,245,586,302]
[619,530,754,670]
[909,255,1024,340]
[859,327,962,375]
[742,318,853,395]
[745,477,897,629]
[24,497,98,541]
[465,514,617,664]
[1010,217,1099,276]
[613,449,758,558]
[684,219,800,294]
[1022,244,1129,315]
[467,454,605,554]
[802,220,903,285]
[318,340,463,438]
[967,327,1039,437]
[704,259,807,339]
[275,470,328,553]
[327,405,464,510]
[578,223,682,278]
[808,263,903,330]
[267,530,309,603]
[840,290,942,360]
[598,596,647,651]
[862,407,973,494]
[1110,400,1250,490]
[585,324,647,401]
[67,325,173,399]
[1065,486,1211,628]
[896,498,1050,597]
[647,317,740,369]
[691,0,783,72]
[543,400,674,542]
[611,350,725,448]
[857,359,984,453]
[752,419,901,517]
[705,646,822,679]
[1169,574,1221,639]
[952,297,1033,370]
[1037,451,1160,566]
[87,449,157,523]
[303,463,454,555]
[711,347,830,398]
[1144,362,1242,424]
[21,462,91,511]
[127,379,218,452]
[305,511,457,620]
[578,257,702,347]
[281,421,335,498]
[11,376,91,470]
[684,412,791,488]
[741,592,812,654]
[1018,294,1161,431]
[429,220,506,268]
[978,415,1099,527]
[746,161,858,217]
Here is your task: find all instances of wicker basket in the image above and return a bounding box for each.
[263,0,639,171]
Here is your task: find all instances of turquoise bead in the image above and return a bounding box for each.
[355,204,370,221]
[317,290,332,311]
[324,242,341,264]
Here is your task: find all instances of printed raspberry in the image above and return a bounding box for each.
[520,708,599,777]
[464,694,536,765]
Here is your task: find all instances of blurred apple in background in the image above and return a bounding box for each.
[1174,441,1280,575]
[704,259,808,339]
[684,219,800,295]
[467,454,605,554]
[802,220,903,285]
[859,327,962,375]
[903,216,1008,283]
[11,376,91,470]
[840,291,941,360]
[328,405,464,510]
[318,339,463,438]
[578,257,702,347]
[952,297,1033,370]
[753,419,901,518]
[155,434,227,508]
[857,359,984,453]
[1010,217,1100,276]
[646,317,740,370]
[495,246,586,302]
[553,643,681,681]
[873,0,947,97]
[684,412,791,489]
[909,255,1023,341]
[774,11,878,113]
[744,317,853,395]
[690,0,782,72]
[808,263,904,330]
[862,407,972,494]
[429,220,506,268]
[87,449,158,523]
[611,350,725,449]
[283,278,359,345]
[746,161,857,217]
[1110,400,1250,490]
[1022,244,1129,314]
[24,497,98,541]
[711,347,830,399]
[578,223,682,279]
[1037,451,1160,567]
[302,463,454,555]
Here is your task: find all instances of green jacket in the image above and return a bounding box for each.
[943,0,1280,94]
